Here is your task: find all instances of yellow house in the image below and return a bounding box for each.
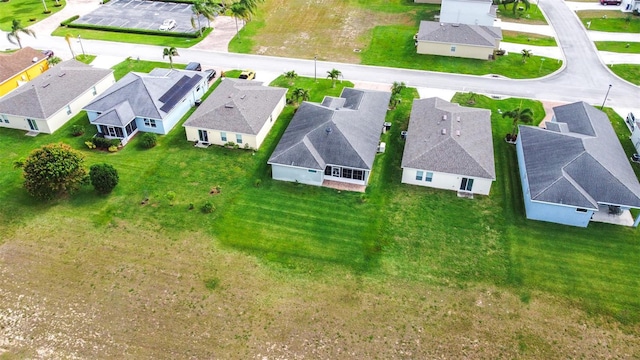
[0,47,49,97]
[416,21,502,60]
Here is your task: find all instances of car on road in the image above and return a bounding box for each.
[204,69,216,81]
[42,50,54,59]
[239,70,256,80]
[600,0,621,4]
[159,19,177,31]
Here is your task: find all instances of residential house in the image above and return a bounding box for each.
[0,60,114,134]
[183,78,287,149]
[516,102,640,227]
[626,112,640,153]
[401,97,495,195]
[83,68,208,145]
[440,0,497,26]
[416,21,502,60]
[268,88,391,188]
[0,47,49,97]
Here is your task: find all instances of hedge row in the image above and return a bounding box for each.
[60,15,203,38]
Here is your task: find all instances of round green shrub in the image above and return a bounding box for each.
[89,163,119,194]
[140,133,157,149]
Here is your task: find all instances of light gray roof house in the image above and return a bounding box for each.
[519,101,640,209]
[402,97,495,179]
[268,88,391,171]
[84,68,204,126]
[183,78,287,134]
[0,59,113,119]
[417,21,502,47]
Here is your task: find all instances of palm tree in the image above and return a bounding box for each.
[502,106,533,139]
[229,2,249,37]
[388,93,401,110]
[65,33,76,58]
[511,0,530,14]
[391,81,406,96]
[326,68,342,88]
[284,70,298,85]
[7,20,36,49]
[48,56,62,66]
[521,49,532,63]
[41,0,49,13]
[238,0,263,21]
[291,88,309,105]
[162,47,179,69]
[191,0,220,37]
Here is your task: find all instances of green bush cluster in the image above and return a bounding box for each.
[201,202,215,214]
[89,163,119,194]
[89,137,121,150]
[140,133,158,149]
[60,15,80,26]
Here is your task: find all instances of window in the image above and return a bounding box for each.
[308,169,317,173]
[92,86,97,96]
[450,46,456,53]
[1,114,8,123]
[220,132,227,141]
[460,178,474,192]
[353,170,364,181]
[66,105,72,115]
[236,134,242,144]
[144,119,157,128]
[324,166,332,175]
[342,168,353,179]
[425,172,433,182]
[416,170,424,181]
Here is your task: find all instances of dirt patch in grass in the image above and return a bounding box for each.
[1,216,640,358]
[235,0,418,62]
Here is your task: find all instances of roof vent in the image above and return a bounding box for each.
[457,116,461,122]
[240,94,246,99]
[441,128,447,135]
[456,130,461,136]
[58,72,66,77]
[42,83,50,88]
[32,57,38,63]
[452,23,460,27]
[225,104,234,108]
[325,127,332,134]
[442,114,447,120]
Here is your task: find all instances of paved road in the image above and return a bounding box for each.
[4,0,640,110]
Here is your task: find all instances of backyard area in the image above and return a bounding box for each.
[0,59,639,357]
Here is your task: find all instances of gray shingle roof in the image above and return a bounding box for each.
[402,97,495,179]
[268,87,391,170]
[417,21,502,47]
[0,60,113,119]
[183,78,287,134]
[519,101,640,209]
[84,68,203,126]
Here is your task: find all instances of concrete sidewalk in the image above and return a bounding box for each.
[499,21,555,37]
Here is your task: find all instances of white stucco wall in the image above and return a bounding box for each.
[271,164,324,186]
[254,95,286,149]
[185,127,259,149]
[401,167,493,195]
[417,41,496,60]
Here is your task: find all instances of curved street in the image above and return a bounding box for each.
[3,0,640,109]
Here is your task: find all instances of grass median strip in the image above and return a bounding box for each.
[502,30,558,46]
[577,10,640,32]
[595,41,640,53]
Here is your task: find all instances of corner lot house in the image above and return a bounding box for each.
[183,78,286,149]
[416,21,502,60]
[0,60,114,134]
[83,68,207,145]
[517,102,640,227]
[401,98,495,195]
[439,0,497,27]
[268,88,390,188]
[0,47,49,97]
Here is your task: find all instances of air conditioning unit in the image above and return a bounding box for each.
[377,142,386,153]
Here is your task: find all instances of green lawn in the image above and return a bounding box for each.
[269,75,355,103]
[0,60,639,356]
[75,54,96,64]
[496,4,548,24]
[361,25,562,79]
[595,41,640,53]
[111,58,187,80]
[502,30,558,46]
[0,0,65,31]
[51,27,211,48]
[609,63,640,86]
[577,10,640,32]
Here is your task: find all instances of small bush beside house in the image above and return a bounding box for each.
[140,133,157,149]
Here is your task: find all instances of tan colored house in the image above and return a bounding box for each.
[183,78,286,149]
[0,47,49,97]
[0,60,114,134]
[416,21,502,60]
